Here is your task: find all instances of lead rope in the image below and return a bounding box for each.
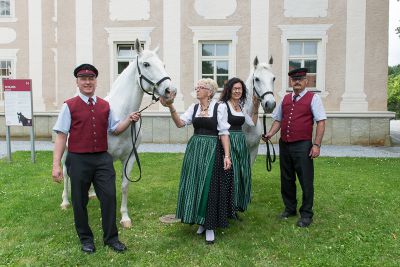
[123,96,159,182]
[263,114,276,172]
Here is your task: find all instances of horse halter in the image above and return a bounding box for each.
[136,56,171,102]
[252,73,274,101]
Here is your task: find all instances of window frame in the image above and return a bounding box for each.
[105,27,154,87]
[0,0,16,22]
[288,39,319,90]
[199,41,231,90]
[278,24,332,98]
[115,42,145,77]
[190,26,241,92]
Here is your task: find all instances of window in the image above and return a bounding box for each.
[116,43,144,75]
[278,24,331,97]
[0,0,16,21]
[0,0,10,16]
[288,40,318,88]
[200,42,230,88]
[0,60,12,102]
[190,26,240,91]
[105,27,154,86]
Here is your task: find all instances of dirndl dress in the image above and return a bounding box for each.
[226,103,252,212]
[176,103,234,229]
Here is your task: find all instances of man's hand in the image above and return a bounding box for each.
[309,145,320,159]
[262,133,273,142]
[52,163,63,183]
[129,112,141,122]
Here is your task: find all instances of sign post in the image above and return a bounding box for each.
[3,79,35,162]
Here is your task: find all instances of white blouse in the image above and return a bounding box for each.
[226,101,255,127]
[180,99,230,135]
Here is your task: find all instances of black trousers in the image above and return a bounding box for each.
[279,139,314,218]
[65,152,118,244]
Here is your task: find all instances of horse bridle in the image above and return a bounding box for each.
[252,74,276,172]
[252,73,274,101]
[136,56,171,102]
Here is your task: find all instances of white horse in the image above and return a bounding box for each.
[243,56,276,165]
[60,39,175,228]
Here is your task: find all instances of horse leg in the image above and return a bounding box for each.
[120,158,134,228]
[60,165,70,209]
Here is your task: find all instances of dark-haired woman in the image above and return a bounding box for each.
[220,77,260,213]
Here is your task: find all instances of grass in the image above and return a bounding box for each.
[0,152,400,266]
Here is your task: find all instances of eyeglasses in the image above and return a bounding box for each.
[194,86,209,91]
[232,87,243,92]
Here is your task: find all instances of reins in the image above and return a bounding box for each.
[263,114,276,172]
[123,56,170,182]
[123,96,159,183]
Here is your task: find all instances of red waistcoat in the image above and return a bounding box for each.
[66,96,109,153]
[280,91,314,143]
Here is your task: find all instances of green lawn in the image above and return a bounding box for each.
[1,152,399,266]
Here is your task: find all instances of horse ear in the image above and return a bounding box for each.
[253,56,259,68]
[153,45,160,54]
[135,39,143,54]
[269,56,273,65]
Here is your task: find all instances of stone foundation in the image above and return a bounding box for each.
[0,112,395,146]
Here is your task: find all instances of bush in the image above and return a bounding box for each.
[388,72,400,118]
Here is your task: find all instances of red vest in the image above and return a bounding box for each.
[66,96,109,153]
[281,91,314,143]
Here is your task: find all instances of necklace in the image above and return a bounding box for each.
[199,102,210,117]
[230,100,241,112]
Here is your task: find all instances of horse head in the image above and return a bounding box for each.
[251,56,276,113]
[134,39,176,100]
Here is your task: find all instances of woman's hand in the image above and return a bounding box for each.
[160,92,176,107]
[223,156,232,170]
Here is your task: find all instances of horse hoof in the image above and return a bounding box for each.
[60,203,70,210]
[120,220,132,228]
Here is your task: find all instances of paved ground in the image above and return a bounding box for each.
[1,120,400,159]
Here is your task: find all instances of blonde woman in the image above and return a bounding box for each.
[160,78,233,244]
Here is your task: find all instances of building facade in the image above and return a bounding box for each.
[0,0,394,145]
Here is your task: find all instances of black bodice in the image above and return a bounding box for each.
[192,103,219,136]
[226,102,245,131]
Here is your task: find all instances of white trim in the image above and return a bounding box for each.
[51,48,58,106]
[163,0,184,111]
[29,0,45,111]
[278,24,331,98]
[75,0,93,65]
[104,27,154,89]
[251,0,269,65]
[340,0,368,112]
[0,0,17,22]
[189,26,241,88]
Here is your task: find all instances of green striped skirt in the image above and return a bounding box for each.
[176,135,217,225]
[230,130,252,211]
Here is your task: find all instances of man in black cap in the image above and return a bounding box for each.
[52,63,140,253]
[262,67,326,227]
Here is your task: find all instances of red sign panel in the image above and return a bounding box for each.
[3,79,32,92]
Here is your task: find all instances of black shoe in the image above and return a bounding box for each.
[297,217,313,227]
[278,211,297,220]
[81,243,96,254]
[105,240,127,252]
